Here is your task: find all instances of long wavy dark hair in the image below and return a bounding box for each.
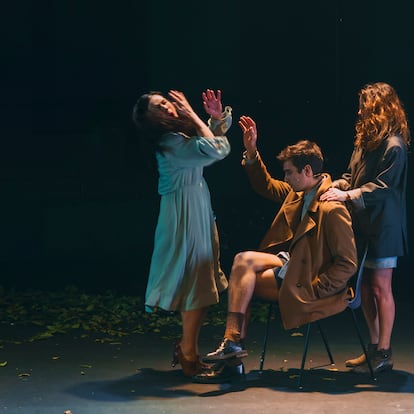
[131,91,197,153]
[355,82,411,151]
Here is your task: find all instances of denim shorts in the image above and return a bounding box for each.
[364,256,397,269]
[272,251,290,287]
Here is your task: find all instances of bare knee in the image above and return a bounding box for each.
[231,251,256,274]
[368,268,394,300]
[371,282,393,301]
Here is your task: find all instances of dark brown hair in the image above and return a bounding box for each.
[276,140,324,174]
[131,91,197,152]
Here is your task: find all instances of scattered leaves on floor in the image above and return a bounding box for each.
[0,285,271,345]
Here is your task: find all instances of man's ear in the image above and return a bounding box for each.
[303,164,313,177]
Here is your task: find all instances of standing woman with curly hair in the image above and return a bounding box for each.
[132,89,232,379]
[320,82,410,375]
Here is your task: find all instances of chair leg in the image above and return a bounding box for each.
[349,308,377,381]
[259,302,273,371]
[316,320,335,365]
[298,322,312,389]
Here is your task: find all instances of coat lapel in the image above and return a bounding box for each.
[290,214,316,249]
[282,196,303,231]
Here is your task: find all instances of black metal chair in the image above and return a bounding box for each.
[259,245,376,389]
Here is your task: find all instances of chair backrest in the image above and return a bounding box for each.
[348,244,368,310]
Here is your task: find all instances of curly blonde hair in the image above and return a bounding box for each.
[355,82,411,151]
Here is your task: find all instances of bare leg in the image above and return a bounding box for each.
[240,269,280,339]
[202,251,283,363]
[180,307,208,361]
[228,251,283,314]
[227,251,282,341]
[361,267,395,350]
[241,304,251,340]
[370,268,394,350]
[360,269,379,344]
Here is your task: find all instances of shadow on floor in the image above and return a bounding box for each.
[65,366,414,402]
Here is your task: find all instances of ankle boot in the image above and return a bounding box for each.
[352,347,393,375]
[345,343,378,367]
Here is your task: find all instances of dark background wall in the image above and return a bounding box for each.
[2,0,413,298]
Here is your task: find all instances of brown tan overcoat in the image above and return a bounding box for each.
[243,153,357,330]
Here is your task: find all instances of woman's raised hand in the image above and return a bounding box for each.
[202,89,223,120]
[168,90,195,117]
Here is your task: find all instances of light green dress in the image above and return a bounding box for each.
[145,108,232,312]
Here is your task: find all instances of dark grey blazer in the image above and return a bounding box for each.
[339,134,408,258]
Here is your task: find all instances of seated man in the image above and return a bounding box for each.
[195,116,357,382]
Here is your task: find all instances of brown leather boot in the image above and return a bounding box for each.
[345,343,378,367]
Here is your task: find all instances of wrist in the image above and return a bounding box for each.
[243,150,258,162]
[245,149,258,160]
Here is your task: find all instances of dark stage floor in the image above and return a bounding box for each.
[0,298,413,414]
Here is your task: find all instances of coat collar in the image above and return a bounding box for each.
[306,174,333,214]
[288,174,333,249]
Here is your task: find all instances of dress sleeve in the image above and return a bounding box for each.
[197,136,231,160]
[160,132,231,168]
[207,106,233,136]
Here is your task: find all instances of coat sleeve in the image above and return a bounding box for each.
[242,152,291,202]
[336,138,408,211]
[358,143,407,208]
